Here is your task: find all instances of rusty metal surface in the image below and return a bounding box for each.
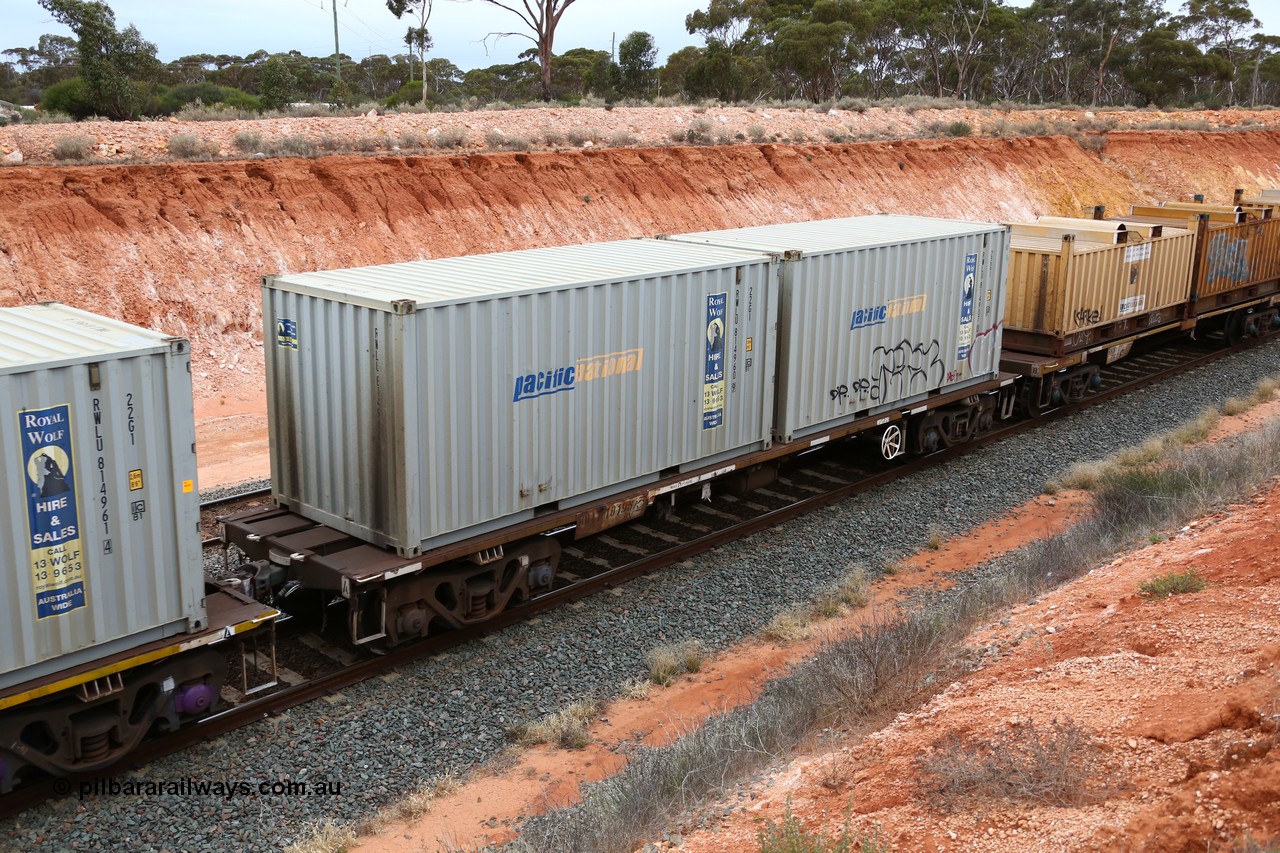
[1005,223,1195,344]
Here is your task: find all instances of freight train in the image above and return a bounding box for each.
[4,195,1279,793]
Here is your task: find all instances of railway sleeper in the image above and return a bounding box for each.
[359,538,562,647]
[0,650,226,793]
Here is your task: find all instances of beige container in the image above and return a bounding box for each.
[1004,218,1194,353]
[1127,204,1280,300]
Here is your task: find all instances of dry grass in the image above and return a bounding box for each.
[1053,406,1222,491]
[167,132,218,159]
[283,820,357,853]
[382,771,462,823]
[620,677,652,701]
[838,567,871,609]
[926,528,945,550]
[646,639,708,685]
[918,717,1105,808]
[510,698,605,749]
[500,422,1280,853]
[763,609,813,643]
[51,134,95,161]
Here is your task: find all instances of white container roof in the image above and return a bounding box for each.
[264,238,772,312]
[0,303,174,374]
[669,214,1005,255]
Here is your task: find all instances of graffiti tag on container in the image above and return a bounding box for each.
[1073,308,1101,328]
[1206,233,1250,285]
[829,339,945,406]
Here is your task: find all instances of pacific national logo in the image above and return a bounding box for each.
[513,348,645,402]
[850,294,928,331]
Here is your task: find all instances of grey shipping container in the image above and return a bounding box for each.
[662,215,1010,442]
[263,239,778,557]
[0,303,205,691]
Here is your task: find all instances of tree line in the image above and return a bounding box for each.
[3,0,1280,122]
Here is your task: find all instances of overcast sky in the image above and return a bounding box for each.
[5,0,1280,71]
[5,1,710,69]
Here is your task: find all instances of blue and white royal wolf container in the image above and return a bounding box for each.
[262,239,779,557]
[662,215,1010,442]
[0,303,205,690]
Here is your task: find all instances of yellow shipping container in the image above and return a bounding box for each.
[1126,203,1280,301]
[1004,217,1194,355]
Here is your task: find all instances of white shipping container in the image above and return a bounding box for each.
[663,215,1010,441]
[263,239,779,557]
[0,304,205,690]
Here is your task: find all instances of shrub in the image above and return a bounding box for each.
[271,136,318,158]
[926,529,944,550]
[316,135,348,152]
[40,77,90,119]
[351,135,382,152]
[397,130,425,149]
[232,130,265,154]
[918,717,1104,808]
[51,134,95,161]
[607,131,637,147]
[925,120,972,137]
[541,128,565,146]
[167,133,216,159]
[566,128,600,146]
[748,124,767,142]
[757,808,886,853]
[432,127,468,149]
[1138,568,1207,600]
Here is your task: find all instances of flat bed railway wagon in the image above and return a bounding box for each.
[1122,199,1280,342]
[998,199,1280,414]
[0,304,277,793]
[224,216,1016,646]
[998,216,1196,412]
[661,214,1014,457]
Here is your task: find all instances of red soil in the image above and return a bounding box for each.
[4,120,1280,484]
[3,109,1279,849]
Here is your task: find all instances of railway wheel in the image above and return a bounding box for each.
[1224,310,1247,347]
[879,423,905,460]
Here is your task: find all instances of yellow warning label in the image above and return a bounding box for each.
[182,479,194,494]
[129,469,143,491]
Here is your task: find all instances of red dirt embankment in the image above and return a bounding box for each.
[2,128,1280,481]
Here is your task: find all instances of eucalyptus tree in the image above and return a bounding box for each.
[462,0,581,101]
[387,0,433,103]
[36,0,159,119]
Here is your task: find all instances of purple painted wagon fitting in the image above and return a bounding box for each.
[173,680,217,716]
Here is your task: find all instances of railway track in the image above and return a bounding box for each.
[0,331,1262,820]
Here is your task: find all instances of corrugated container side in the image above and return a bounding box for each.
[1005,230,1195,336]
[1,305,204,690]
[264,242,778,556]
[1195,217,1280,297]
[662,217,1009,442]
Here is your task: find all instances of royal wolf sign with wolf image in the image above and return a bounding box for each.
[703,292,727,430]
[20,404,87,619]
